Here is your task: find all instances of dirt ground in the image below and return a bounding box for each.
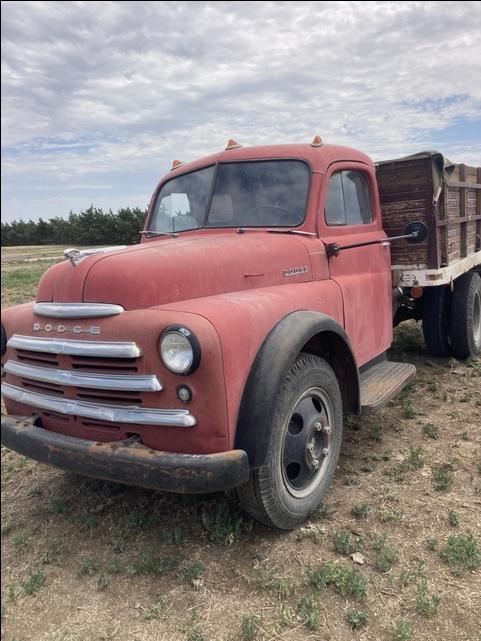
[1,247,480,641]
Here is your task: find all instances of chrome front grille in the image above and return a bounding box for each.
[1,384,196,427]
[2,334,196,427]
[8,335,141,358]
[4,360,162,392]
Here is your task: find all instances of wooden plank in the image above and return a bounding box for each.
[426,159,439,268]
[459,165,467,258]
[437,215,481,226]
[442,186,449,266]
[477,168,481,251]
[448,181,481,189]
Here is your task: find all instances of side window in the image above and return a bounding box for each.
[325,170,373,226]
[324,172,344,225]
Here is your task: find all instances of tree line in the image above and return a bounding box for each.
[1,206,147,247]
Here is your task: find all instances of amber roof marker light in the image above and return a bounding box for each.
[171,159,184,171]
[225,139,242,150]
[311,135,323,147]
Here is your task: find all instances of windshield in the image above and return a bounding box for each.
[149,160,310,233]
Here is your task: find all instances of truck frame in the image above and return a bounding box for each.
[1,139,480,529]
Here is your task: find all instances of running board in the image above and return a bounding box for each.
[360,361,416,412]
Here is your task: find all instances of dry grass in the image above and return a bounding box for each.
[1,245,96,307]
[1,249,480,641]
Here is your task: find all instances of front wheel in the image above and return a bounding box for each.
[237,354,343,529]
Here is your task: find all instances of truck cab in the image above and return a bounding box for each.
[2,139,478,529]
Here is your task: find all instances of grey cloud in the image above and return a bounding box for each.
[1,0,481,221]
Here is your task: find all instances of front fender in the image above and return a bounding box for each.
[235,310,359,469]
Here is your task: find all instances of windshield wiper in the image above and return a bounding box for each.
[139,230,177,238]
[237,227,316,237]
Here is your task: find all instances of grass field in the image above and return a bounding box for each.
[1,245,97,308]
[1,246,480,641]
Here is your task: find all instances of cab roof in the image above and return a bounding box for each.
[166,143,373,179]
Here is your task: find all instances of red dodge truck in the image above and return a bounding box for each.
[1,139,480,529]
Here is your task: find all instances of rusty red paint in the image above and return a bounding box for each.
[2,143,390,459]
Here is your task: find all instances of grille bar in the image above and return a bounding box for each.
[4,360,162,392]
[1,383,196,427]
[33,302,124,318]
[8,335,141,358]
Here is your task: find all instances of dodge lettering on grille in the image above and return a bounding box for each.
[33,323,101,335]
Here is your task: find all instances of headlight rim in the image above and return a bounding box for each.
[159,324,201,376]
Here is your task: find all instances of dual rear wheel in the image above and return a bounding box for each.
[422,271,481,359]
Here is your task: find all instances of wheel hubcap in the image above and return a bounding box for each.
[281,387,333,499]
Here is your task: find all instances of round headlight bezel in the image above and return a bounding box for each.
[159,325,201,375]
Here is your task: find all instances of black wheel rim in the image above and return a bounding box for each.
[281,387,334,498]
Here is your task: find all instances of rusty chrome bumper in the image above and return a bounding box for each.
[0,415,250,494]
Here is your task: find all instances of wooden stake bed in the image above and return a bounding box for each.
[376,153,481,286]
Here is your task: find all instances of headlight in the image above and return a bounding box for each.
[1,325,6,357]
[159,325,201,375]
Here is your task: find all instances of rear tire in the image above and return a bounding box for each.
[450,271,481,359]
[422,285,451,356]
[237,354,343,530]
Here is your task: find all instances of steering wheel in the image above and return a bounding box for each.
[245,205,292,225]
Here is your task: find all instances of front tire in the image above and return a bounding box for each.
[237,354,343,530]
[450,271,481,359]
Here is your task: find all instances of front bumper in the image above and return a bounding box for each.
[1,415,250,494]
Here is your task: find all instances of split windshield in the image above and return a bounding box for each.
[148,160,310,234]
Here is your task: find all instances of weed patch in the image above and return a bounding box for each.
[97,575,110,592]
[297,595,321,631]
[351,504,371,519]
[311,502,333,519]
[333,529,364,555]
[373,534,398,572]
[143,597,167,621]
[179,560,204,586]
[77,557,98,577]
[408,446,424,469]
[423,423,440,439]
[432,463,454,491]
[426,538,438,551]
[21,569,46,596]
[346,609,368,630]
[201,502,247,545]
[187,628,206,641]
[307,561,367,600]
[441,534,481,575]
[391,619,413,640]
[448,510,460,527]
[415,578,440,617]
[241,615,261,640]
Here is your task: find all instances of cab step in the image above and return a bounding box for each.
[360,361,416,413]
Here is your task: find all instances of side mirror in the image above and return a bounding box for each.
[326,220,428,258]
[404,221,427,244]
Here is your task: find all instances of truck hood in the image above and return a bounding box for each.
[37,232,314,310]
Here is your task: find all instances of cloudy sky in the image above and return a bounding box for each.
[2,0,481,223]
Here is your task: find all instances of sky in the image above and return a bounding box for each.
[1,0,481,223]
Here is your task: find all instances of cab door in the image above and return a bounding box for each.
[318,162,392,367]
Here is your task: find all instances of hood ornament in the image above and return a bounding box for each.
[63,245,128,267]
